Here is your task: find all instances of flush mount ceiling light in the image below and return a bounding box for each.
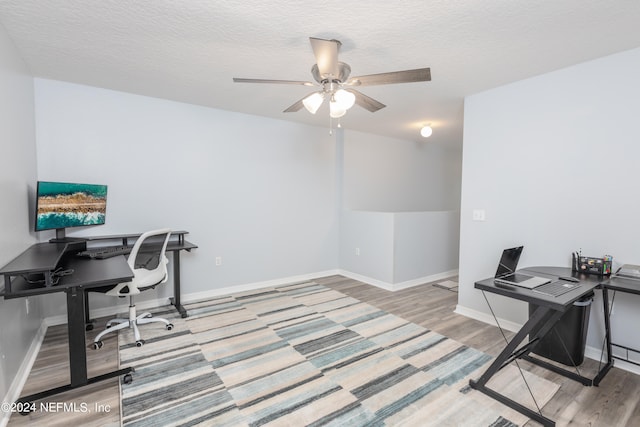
[420,125,433,138]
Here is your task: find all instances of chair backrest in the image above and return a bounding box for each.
[128,228,172,270]
[106,228,172,297]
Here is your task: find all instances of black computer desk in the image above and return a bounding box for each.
[469,266,614,427]
[0,248,135,406]
[0,232,197,407]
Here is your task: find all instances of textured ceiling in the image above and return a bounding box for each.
[1,1,640,148]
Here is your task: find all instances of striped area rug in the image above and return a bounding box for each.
[119,281,560,426]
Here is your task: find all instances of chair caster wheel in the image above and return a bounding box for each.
[123,373,133,385]
[93,341,103,350]
[85,323,94,332]
[136,340,145,347]
[166,323,174,330]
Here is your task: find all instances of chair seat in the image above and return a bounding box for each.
[132,266,167,288]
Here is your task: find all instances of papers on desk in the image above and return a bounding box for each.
[614,264,640,281]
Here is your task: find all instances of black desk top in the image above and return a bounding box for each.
[601,275,640,296]
[0,242,69,275]
[475,266,603,311]
[4,256,133,299]
[83,230,189,241]
[1,233,196,298]
[1,239,197,277]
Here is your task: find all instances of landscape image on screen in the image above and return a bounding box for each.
[36,182,107,231]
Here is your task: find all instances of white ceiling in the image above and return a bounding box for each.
[1,1,640,148]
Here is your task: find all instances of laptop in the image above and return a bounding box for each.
[494,246,551,289]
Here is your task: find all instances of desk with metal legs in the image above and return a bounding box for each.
[0,231,197,408]
[1,250,135,406]
[468,266,613,427]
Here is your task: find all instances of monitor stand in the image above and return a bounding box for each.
[49,228,88,244]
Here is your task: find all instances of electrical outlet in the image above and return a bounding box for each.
[472,209,486,221]
[355,248,360,256]
[215,257,222,266]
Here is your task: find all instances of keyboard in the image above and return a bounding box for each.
[533,281,580,297]
[77,245,132,259]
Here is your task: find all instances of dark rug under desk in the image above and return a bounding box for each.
[117,282,560,426]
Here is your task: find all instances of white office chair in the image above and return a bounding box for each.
[93,228,174,349]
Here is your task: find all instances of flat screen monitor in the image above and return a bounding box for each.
[35,181,108,241]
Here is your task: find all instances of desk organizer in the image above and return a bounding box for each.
[572,253,612,275]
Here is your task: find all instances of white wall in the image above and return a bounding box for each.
[459,47,640,351]
[339,130,463,287]
[0,22,42,403]
[343,130,462,211]
[34,79,340,315]
[394,211,459,283]
[340,210,395,284]
[340,210,459,288]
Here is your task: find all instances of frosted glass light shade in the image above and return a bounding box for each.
[329,99,346,118]
[334,89,356,110]
[420,125,433,138]
[302,92,324,114]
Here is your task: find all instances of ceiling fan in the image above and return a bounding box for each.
[233,37,431,119]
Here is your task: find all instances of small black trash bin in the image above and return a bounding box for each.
[528,291,594,366]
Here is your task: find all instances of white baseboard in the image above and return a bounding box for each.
[392,269,459,291]
[337,269,459,292]
[584,345,640,376]
[456,303,640,377]
[180,269,341,303]
[1,321,48,427]
[336,270,394,291]
[454,304,522,333]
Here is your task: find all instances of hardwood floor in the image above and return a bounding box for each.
[316,275,640,426]
[9,275,640,426]
[7,318,120,427]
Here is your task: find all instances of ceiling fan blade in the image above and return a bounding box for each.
[233,77,314,86]
[347,68,431,86]
[283,97,306,113]
[309,37,340,80]
[347,89,386,112]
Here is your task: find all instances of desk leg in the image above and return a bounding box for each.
[593,287,614,386]
[68,287,88,386]
[16,286,133,407]
[471,305,558,388]
[170,251,188,318]
[83,292,94,331]
[470,305,561,427]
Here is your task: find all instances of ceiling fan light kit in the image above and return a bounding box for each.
[329,97,346,118]
[233,36,431,129]
[334,89,356,110]
[302,92,324,114]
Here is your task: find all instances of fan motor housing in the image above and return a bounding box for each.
[312,62,351,84]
